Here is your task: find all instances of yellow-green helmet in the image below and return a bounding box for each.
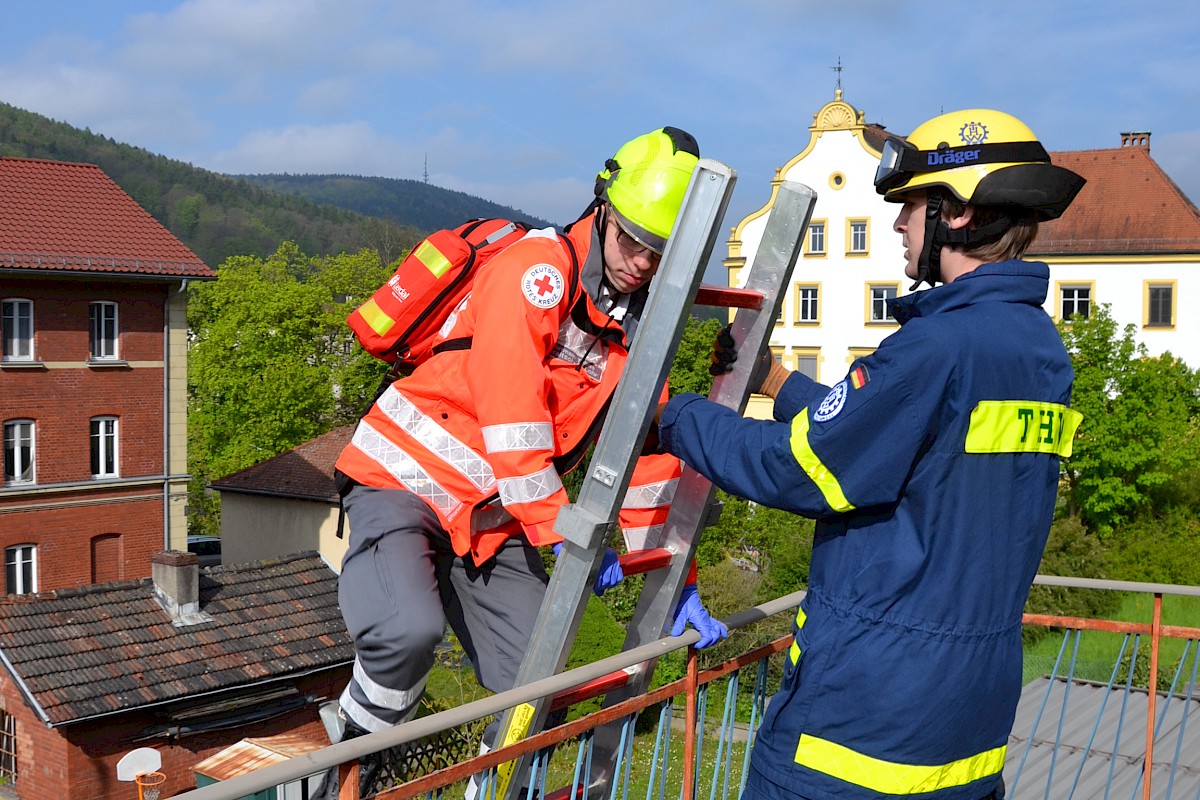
[875,109,1084,221]
[595,127,700,254]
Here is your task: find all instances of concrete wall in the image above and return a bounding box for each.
[219,494,346,572]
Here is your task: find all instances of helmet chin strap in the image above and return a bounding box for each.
[910,194,1015,290]
[910,194,945,290]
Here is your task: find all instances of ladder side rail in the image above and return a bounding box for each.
[493,160,737,800]
[583,181,817,799]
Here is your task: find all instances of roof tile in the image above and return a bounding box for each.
[0,552,351,725]
[0,157,215,279]
[1033,145,1200,255]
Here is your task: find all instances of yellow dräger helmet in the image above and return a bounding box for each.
[874,109,1085,287]
[595,126,700,254]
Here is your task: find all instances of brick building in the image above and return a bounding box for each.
[0,550,351,800]
[0,157,215,593]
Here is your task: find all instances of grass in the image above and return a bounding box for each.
[1022,593,1200,685]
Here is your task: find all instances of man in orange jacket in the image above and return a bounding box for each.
[324,127,728,794]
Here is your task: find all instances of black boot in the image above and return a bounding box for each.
[314,706,383,799]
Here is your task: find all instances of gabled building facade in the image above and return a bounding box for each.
[726,93,1200,416]
[0,157,215,593]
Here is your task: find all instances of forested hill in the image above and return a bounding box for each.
[0,102,549,268]
[238,174,556,233]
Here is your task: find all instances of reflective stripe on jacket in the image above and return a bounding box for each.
[337,213,678,562]
[660,261,1080,800]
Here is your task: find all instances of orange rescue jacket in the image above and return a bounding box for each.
[335,212,681,562]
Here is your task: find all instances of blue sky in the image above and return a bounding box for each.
[2,0,1198,238]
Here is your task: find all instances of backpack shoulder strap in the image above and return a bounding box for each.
[431,230,582,357]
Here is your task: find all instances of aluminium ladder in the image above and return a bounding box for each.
[491,164,817,800]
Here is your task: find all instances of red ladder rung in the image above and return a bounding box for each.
[544,785,586,800]
[549,668,634,712]
[694,284,765,310]
[617,548,673,576]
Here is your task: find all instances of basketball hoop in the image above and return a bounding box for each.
[135,771,166,800]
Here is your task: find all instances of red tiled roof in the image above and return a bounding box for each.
[1032,145,1200,256]
[0,552,350,725]
[0,157,215,278]
[211,425,354,502]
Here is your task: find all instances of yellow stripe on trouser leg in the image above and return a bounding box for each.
[795,734,1005,794]
[790,413,855,513]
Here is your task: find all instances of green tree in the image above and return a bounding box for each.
[1058,305,1200,535]
[187,244,394,495]
[667,316,722,397]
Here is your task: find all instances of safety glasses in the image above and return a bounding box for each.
[874,138,1052,193]
[612,219,662,262]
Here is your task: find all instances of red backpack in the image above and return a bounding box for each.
[348,218,578,372]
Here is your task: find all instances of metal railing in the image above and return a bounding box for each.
[172,576,1200,800]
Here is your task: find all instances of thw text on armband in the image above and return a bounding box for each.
[964,401,1083,457]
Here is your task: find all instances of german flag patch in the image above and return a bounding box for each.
[850,365,870,389]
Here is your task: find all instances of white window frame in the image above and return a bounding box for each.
[806,220,827,256]
[847,219,870,255]
[3,420,35,485]
[796,284,820,324]
[89,301,120,360]
[2,299,34,361]
[867,284,899,324]
[5,544,37,595]
[91,416,119,478]
[1059,284,1092,321]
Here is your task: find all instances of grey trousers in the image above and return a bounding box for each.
[337,484,552,734]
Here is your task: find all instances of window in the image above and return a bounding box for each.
[3,420,34,485]
[847,219,869,255]
[89,301,119,360]
[868,284,898,323]
[1146,282,1175,328]
[91,417,119,478]
[5,545,37,595]
[793,348,820,381]
[807,221,827,255]
[795,285,820,324]
[1060,285,1091,320]
[1,299,34,361]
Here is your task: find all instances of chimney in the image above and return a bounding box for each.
[151,551,212,626]
[1120,131,1151,150]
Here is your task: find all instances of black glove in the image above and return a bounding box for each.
[708,325,737,376]
[709,325,774,394]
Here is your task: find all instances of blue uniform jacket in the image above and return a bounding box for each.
[660,261,1081,800]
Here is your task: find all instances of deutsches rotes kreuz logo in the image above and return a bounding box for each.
[813,381,848,422]
[521,264,565,308]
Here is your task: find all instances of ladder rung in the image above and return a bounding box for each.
[617,548,673,576]
[549,668,634,712]
[544,785,585,800]
[694,284,765,310]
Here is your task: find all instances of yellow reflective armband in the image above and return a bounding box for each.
[965,401,1082,457]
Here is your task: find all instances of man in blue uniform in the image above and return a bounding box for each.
[657,109,1087,800]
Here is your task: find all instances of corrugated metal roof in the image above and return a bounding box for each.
[194,733,326,780]
[1006,677,1200,798]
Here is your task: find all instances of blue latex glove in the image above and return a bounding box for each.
[670,583,729,649]
[552,543,625,597]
